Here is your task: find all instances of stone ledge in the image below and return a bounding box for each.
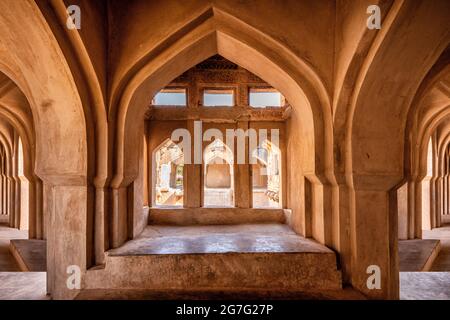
[9,239,46,272]
[398,239,440,271]
[148,208,288,225]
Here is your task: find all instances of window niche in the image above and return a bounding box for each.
[153,139,184,207]
[251,141,281,208]
[203,139,234,207]
[144,55,289,216]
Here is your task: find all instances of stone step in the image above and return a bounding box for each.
[85,224,342,292]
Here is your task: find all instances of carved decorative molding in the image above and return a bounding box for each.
[145,105,291,122]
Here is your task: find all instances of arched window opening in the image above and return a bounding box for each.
[252,140,281,208]
[203,139,234,207]
[153,139,184,207]
[144,55,289,219]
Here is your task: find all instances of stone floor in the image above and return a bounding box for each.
[398,239,440,271]
[400,272,450,300]
[0,272,48,300]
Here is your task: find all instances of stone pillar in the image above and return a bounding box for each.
[414,180,422,238]
[0,156,3,216]
[130,136,146,238]
[8,177,15,227]
[143,123,149,207]
[94,185,108,265]
[35,178,44,239]
[436,177,443,224]
[14,177,20,229]
[3,172,8,217]
[421,178,431,231]
[430,175,437,230]
[350,176,399,299]
[443,172,448,215]
[438,176,444,227]
[445,172,450,215]
[27,178,36,239]
[110,187,128,248]
[185,120,202,208]
[12,135,21,230]
[185,75,201,208]
[407,180,415,239]
[397,183,408,239]
[45,180,88,299]
[235,121,250,208]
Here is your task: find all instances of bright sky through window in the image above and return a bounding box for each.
[203,90,234,106]
[249,91,283,107]
[154,89,186,106]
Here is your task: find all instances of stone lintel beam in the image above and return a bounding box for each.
[145,105,291,122]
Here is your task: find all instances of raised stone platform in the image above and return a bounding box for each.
[398,239,440,271]
[85,223,342,293]
[9,239,46,271]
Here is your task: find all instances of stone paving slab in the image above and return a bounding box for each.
[400,272,450,300]
[0,272,48,300]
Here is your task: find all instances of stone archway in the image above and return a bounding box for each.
[0,0,90,299]
[107,11,335,259]
[0,76,41,239]
[345,0,450,298]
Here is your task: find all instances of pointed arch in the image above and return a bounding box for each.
[108,8,335,250]
[0,0,90,300]
[152,138,185,207]
[203,138,234,207]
